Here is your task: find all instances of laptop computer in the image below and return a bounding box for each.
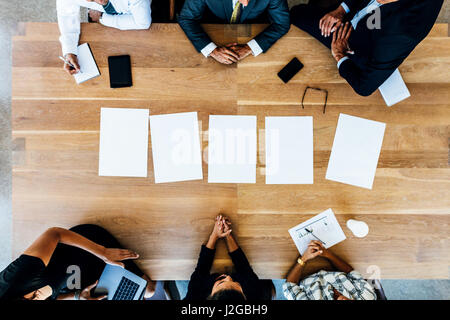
[94,264,148,300]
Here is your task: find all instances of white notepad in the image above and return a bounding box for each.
[208,115,257,183]
[98,108,149,177]
[265,116,313,184]
[288,209,346,255]
[149,112,203,183]
[326,114,386,189]
[379,69,410,107]
[74,43,100,84]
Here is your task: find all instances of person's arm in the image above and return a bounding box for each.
[57,281,107,300]
[23,227,139,267]
[307,240,353,273]
[56,0,81,56]
[252,0,290,53]
[285,241,323,283]
[100,0,151,30]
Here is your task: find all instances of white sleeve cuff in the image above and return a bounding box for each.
[247,39,263,56]
[337,56,349,69]
[341,2,350,13]
[99,13,114,27]
[201,42,217,58]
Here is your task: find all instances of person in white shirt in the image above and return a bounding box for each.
[57,0,152,75]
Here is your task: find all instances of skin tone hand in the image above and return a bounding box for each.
[331,22,354,62]
[80,281,107,300]
[319,5,346,37]
[89,10,103,22]
[206,215,232,249]
[63,53,81,75]
[301,240,324,262]
[101,248,139,267]
[225,43,252,61]
[210,46,239,65]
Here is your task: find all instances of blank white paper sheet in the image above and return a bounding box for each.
[326,114,386,189]
[265,116,313,184]
[98,108,149,177]
[379,69,410,107]
[149,112,203,183]
[74,43,100,84]
[208,115,257,183]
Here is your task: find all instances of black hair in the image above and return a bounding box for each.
[207,289,247,301]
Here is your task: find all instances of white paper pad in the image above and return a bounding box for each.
[74,43,100,84]
[326,114,386,189]
[208,115,257,183]
[379,69,410,107]
[149,112,203,183]
[98,108,149,177]
[265,116,313,184]
[288,209,346,254]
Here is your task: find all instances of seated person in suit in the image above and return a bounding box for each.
[178,0,290,64]
[0,224,156,300]
[57,0,152,75]
[283,240,377,300]
[290,0,443,96]
[185,215,273,300]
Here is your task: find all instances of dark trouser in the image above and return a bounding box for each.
[46,224,143,292]
[290,3,344,49]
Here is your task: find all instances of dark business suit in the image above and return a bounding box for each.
[290,0,443,96]
[178,0,290,53]
[184,245,270,300]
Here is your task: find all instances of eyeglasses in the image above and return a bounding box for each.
[301,86,328,114]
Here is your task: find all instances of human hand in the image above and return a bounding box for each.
[80,281,107,300]
[331,22,353,62]
[89,10,103,22]
[101,248,139,267]
[301,240,325,262]
[210,46,239,64]
[210,215,232,239]
[319,5,346,37]
[63,53,80,75]
[225,43,252,60]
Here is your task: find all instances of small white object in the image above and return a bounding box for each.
[208,115,257,183]
[99,108,149,177]
[346,219,369,238]
[150,112,203,183]
[326,113,386,189]
[288,209,347,254]
[73,43,100,84]
[265,116,314,184]
[379,69,410,107]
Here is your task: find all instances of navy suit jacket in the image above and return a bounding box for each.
[339,0,443,96]
[178,0,290,53]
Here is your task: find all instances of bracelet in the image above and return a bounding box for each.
[74,289,81,300]
[297,257,305,266]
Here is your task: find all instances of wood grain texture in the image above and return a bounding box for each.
[12,23,450,280]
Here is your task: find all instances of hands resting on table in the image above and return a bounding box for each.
[210,43,253,65]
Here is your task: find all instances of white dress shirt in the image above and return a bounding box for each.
[57,0,152,56]
[337,0,383,68]
[200,0,263,58]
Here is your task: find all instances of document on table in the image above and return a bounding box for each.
[379,69,410,107]
[98,108,149,177]
[288,209,346,255]
[208,115,257,183]
[265,116,313,184]
[149,112,203,183]
[74,43,100,84]
[326,114,386,189]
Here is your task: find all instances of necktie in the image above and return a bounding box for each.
[103,1,119,15]
[230,1,242,24]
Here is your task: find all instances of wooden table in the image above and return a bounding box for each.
[12,23,450,280]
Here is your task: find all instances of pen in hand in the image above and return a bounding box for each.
[59,56,82,73]
[305,228,326,245]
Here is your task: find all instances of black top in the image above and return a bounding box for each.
[184,245,265,301]
[0,255,63,300]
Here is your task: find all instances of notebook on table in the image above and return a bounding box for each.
[379,69,410,107]
[73,43,100,84]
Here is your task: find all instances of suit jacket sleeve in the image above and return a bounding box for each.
[253,0,290,52]
[342,0,362,13]
[184,245,215,300]
[229,247,259,281]
[178,0,213,52]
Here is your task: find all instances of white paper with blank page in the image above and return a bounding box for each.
[74,43,100,84]
[288,209,346,254]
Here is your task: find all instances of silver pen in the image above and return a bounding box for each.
[59,56,81,73]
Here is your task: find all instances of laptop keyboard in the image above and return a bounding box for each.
[112,277,140,300]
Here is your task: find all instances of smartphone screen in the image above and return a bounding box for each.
[277,58,304,83]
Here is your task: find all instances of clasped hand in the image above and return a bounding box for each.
[210,43,252,65]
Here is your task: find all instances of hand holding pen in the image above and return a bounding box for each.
[59,53,81,75]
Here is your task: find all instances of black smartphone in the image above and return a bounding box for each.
[277,57,304,83]
[108,55,133,88]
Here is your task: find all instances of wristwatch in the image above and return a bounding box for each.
[297,257,305,266]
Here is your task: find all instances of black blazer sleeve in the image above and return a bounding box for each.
[178,0,213,52]
[229,247,259,281]
[341,0,364,13]
[253,0,290,52]
[184,245,215,300]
